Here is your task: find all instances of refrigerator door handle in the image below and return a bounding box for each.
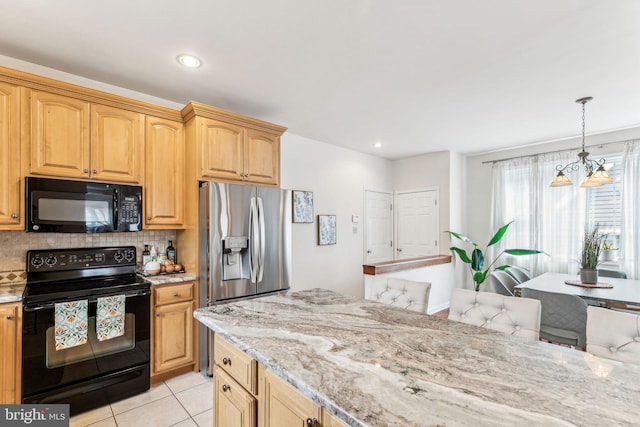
[249,197,259,283]
[257,197,266,282]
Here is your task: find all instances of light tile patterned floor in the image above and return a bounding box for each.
[70,372,213,427]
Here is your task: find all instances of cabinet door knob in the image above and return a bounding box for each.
[173,294,179,298]
[222,384,230,392]
[147,217,152,221]
[306,418,318,427]
[92,169,97,174]
[83,169,89,173]
[11,213,18,219]
[6,315,14,320]
[222,357,230,365]
[155,313,161,317]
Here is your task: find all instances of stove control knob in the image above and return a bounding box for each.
[31,256,44,267]
[114,252,124,262]
[45,256,57,266]
[124,250,135,262]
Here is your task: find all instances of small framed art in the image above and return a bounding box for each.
[317,215,337,245]
[292,190,314,223]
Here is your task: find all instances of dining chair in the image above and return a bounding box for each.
[586,306,640,364]
[448,288,541,341]
[520,288,588,349]
[598,269,627,279]
[484,270,519,296]
[505,266,533,284]
[364,276,431,313]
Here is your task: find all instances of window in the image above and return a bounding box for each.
[586,155,622,248]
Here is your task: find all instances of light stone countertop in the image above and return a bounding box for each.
[195,288,640,427]
[0,283,25,303]
[138,272,197,286]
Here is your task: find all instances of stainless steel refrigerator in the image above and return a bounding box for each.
[198,182,291,374]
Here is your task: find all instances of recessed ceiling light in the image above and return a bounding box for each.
[177,54,201,68]
[374,142,382,148]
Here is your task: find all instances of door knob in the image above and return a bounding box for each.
[306,418,318,427]
[222,384,230,392]
[11,213,17,219]
[397,248,403,252]
[222,357,230,365]
[366,250,372,254]
[6,315,13,320]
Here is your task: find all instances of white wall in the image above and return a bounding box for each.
[280,133,393,297]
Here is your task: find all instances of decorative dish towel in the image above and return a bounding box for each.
[96,295,126,341]
[54,300,88,350]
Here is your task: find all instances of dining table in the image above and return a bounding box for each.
[514,272,640,311]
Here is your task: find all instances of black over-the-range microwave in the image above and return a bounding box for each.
[25,177,143,233]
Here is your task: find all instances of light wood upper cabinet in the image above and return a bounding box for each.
[26,90,144,184]
[144,117,184,228]
[90,104,144,183]
[0,82,22,229]
[0,302,21,404]
[151,282,194,376]
[182,102,286,187]
[28,90,90,179]
[199,118,244,181]
[244,128,279,185]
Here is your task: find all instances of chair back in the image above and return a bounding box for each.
[520,288,588,348]
[448,288,541,341]
[484,270,518,296]
[364,276,431,313]
[586,306,640,365]
[505,266,533,283]
[598,269,627,279]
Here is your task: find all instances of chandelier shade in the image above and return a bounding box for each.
[550,97,613,188]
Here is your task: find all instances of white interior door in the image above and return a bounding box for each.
[364,190,393,264]
[395,190,438,259]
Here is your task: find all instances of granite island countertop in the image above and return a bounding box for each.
[194,288,640,427]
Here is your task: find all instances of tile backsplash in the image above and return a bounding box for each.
[0,230,177,283]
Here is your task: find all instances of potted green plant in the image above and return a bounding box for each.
[579,227,607,284]
[446,222,545,291]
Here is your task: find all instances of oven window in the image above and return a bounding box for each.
[39,198,111,224]
[45,314,135,368]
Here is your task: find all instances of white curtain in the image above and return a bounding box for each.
[620,140,640,279]
[491,151,586,276]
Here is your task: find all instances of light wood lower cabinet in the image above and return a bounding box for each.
[151,282,194,380]
[214,365,257,427]
[213,334,345,427]
[261,366,322,427]
[0,302,21,404]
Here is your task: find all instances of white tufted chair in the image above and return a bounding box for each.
[364,277,431,313]
[586,306,640,365]
[448,288,541,341]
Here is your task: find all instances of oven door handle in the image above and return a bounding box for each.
[23,289,150,312]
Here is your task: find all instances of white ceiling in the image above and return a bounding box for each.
[1,0,639,160]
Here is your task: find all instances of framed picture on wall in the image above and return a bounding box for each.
[292,190,314,223]
[317,215,337,245]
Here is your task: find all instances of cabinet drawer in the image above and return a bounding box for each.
[154,283,193,305]
[214,365,257,427]
[214,334,257,394]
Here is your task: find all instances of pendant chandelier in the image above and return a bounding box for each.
[550,97,613,188]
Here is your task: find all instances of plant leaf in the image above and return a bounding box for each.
[450,247,471,263]
[473,271,486,285]
[487,222,513,247]
[445,231,478,247]
[495,265,511,270]
[471,248,484,271]
[504,249,547,256]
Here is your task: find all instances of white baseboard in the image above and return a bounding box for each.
[427,301,449,315]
